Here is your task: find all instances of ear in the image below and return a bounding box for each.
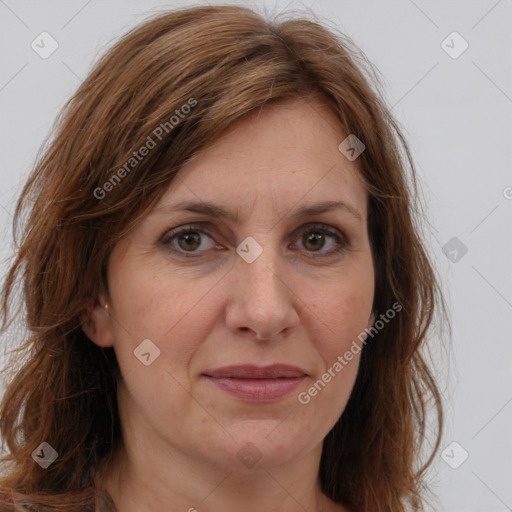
[357,312,376,345]
[81,296,115,348]
[367,311,375,330]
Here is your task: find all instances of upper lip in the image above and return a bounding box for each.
[204,364,307,379]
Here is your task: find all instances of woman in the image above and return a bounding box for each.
[0,5,448,511]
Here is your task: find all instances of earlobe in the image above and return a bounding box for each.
[80,296,114,348]
[368,312,375,330]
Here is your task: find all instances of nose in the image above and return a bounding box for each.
[224,242,300,341]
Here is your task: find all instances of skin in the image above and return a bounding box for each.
[83,97,375,512]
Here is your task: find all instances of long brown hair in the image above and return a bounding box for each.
[0,5,448,511]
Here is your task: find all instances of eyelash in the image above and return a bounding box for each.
[160,223,349,259]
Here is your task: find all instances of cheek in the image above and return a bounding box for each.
[309,275,374,361]
[108,257,222,374]
[299,283,371,426]
[107,264,219,425]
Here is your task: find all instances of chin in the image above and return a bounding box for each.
[203,427,318,472]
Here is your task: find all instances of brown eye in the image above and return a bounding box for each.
[161,223,348,260]
[177,231,202,251]
[293,224,348,257]
[302,232,326,252]
[161,225,216,256]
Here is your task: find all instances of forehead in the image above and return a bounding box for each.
[156,97,368,221]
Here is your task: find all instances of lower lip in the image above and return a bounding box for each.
[204,376,306,402]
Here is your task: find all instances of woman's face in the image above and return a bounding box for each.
[87,97,375,472]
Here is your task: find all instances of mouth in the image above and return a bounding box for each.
[202,364,307,402]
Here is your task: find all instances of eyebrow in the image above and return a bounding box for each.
[154,199,363,223]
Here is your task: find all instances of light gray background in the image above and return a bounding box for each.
[0,1,511,511]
